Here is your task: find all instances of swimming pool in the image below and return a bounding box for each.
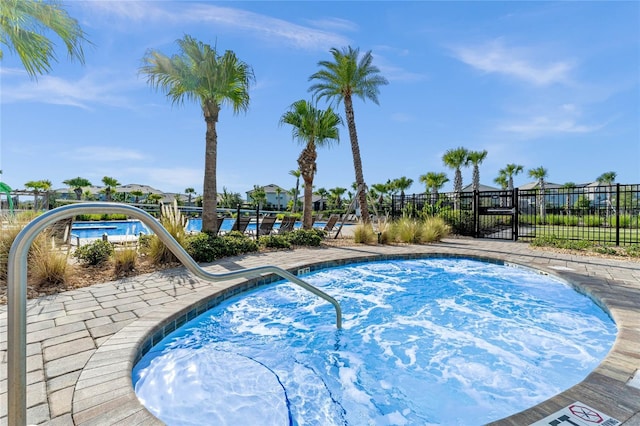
[132,257,616,425]
[71,218,326,239]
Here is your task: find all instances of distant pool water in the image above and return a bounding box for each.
[133,258,617,425]
[72,218,323,239]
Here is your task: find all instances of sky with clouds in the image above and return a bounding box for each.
[1,1,638,197]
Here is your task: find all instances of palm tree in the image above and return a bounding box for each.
[24,179,51,210]
[280,100,341,228]
[249,185,266,209]
[0,0,89,78]
[141,35,255,233]
[147,193,163,204]
[130,190,144,204]
[289,169,301,213]
[219,186,242,209]
[442,147,469,209]
[419,172,449,205]
[185,187,196,205]
[561,182,576,215]
[466,150,488,192]
[315,187,330,211]
[309,46,388,223]
[392,176,414,197]
[494,172,509,207]
[101,176,119,202]
[499,164,524,191]
[528,166,548,222]
[596,171,617,219]
[329,187,347,210]
[63,177,91,200]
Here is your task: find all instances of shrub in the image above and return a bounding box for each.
[186,231,259,263]
[74,240,114,266]
[582,215,602,227]
[392,217,422,243]
[609,214,636,229]
[114,248,138,275]
[353,222,377,244]
[376,219,392,244]
[286,229,323,246]
[624,244,640,257]
[149,201,187,264]
[563,215,579,226]
[30,246,69,286]
[258,234,291,249]
[593,244,617,255]
[421,216,450,242]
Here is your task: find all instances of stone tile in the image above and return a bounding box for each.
[48,385,74,418]
[43,337,95,362]
[44,349,94,380]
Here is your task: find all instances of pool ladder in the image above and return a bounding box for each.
[6,202,343,426]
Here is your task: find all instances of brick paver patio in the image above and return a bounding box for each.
[1,238,639,425]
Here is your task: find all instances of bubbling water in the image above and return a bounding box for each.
[133,258,616,425]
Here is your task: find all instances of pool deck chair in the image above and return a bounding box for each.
[228,215,251,234]
[212,216,225,235]
[277,216,297,234]
[47,217,75,256]
[255,215,277,236]
[323,214,340,238]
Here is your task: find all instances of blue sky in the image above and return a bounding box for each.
[1,1,638,198]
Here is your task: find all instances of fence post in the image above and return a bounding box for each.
[615,183,620,246]
[473,190,479,238]
[513,188,519,241]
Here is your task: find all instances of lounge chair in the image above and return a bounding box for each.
[255,215,277,236]
[277,216,297,233]
[323,214,340,237]
[227,215,251,234]
[47,217,75,256]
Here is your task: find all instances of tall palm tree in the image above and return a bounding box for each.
[466,150,488,192]
[329,187,347,209]
[315,187,330,211]
[101,176,119,202]
[289,169,301,213]
[309,46,388,223]
[419,172,449,205]
[63,176,91,200]
[0,0,89,78]
[499,164,524,191]
[24,179,51,210]
[185,187,196,205]
[596,171,617,218]
[561,182,576,215]
[274,187,282,210]
[392,176,414,197]
[494,172,509,207]
[141,35,255,233]
[130,190,144,204]
[280,100,341,228]
[528,166,548,222]
[442,147,469,209]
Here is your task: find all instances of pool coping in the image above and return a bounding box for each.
[2,239,640,425]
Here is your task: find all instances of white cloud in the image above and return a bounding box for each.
[81,2,350,51]
[66,146,148,162]
[451,39,573,86]
[499,116,605,137]
[1,69,140,109]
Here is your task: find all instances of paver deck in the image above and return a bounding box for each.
[1,238,639,425]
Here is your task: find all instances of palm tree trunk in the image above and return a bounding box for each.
[343,95,370,223]
[298,145,317,229]
[202,105,219,233]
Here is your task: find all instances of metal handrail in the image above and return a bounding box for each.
[7,202,342,426]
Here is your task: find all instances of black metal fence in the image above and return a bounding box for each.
[391,184,640,246]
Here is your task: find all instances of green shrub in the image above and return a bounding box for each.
[624,244,640,257]
[593,244,617,255]
[286,229,323,246]
[609,214,636,229]
[186,231,259,263]
[258,234,291,249]
[75,213,128,221]
[563,215,579,226]
[530,235,561,247]
[353,223,377,244]
[74,240,114,266]
[582,215,602,227]
[392,217,422,243]
[546,214,564,225]
[421,216,450,242]
[114,248,137,275]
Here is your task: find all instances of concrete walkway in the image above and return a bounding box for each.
[1,238,639,425]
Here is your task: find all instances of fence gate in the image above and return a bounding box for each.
[474,190,519,240]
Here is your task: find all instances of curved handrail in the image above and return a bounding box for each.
[7,203,342,426]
